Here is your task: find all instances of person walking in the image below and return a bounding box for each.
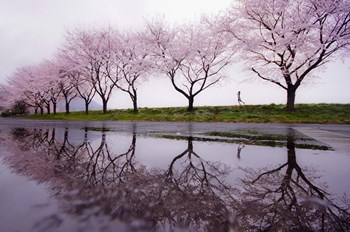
[238,91,245,106]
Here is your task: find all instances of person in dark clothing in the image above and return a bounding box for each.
[238,91,245,106]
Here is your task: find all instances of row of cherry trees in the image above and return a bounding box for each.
[2,18,234,114]
[2,0,349,113]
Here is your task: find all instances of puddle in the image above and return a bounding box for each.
[0,121,349,231]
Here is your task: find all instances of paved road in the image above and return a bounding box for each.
[294,127,350,153]
[1,118,350,153]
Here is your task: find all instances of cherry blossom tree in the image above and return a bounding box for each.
[4,60,65,115]
[71,70,96,115]
[58,71,77,114]
[0,85,7,111]
[145,19,188,105]
[35,60,62,114]
[177,21,235,111]
[5,65,46,114]
[222,0,350,111]
[0,83,20,113]
[57,47,96,115]
[48,86,61,114]
[40,91,52,114]
[61,27,118,114]
[114,31,153,113]
[0,84,28,115]
[146,19,235,111]
[47,60,79,115]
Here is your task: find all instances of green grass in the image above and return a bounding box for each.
[25,103,350,124]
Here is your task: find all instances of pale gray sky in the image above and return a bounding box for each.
[1,0,349,109]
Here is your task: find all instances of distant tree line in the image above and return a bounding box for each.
[1,0,349,114]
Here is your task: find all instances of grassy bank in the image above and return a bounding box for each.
[26,104,350,124]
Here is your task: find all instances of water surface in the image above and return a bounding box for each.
[0,119,349,231]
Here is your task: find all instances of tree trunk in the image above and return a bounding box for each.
[188,96,194,112]
[34,108,38,114]
[85,101,89,114]
[133,100,138,113]
[286,87,296,112]
[102,100,107,114]
[133,93,138,113]
[46,104,51,114]
[40,106,44,115]
[53,102,57,114]
[65,101,70,114]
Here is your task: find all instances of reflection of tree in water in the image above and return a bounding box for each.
[5,127,350,231]
[65,127,138,186]
[237,131,350,231]
[161,136,236,231]
[6,127,142,229]
[165,136,230,194]
[7,128,237,231]
[65,135,236,231]
[51,128,75,160]
[236,143,245,159]
[11,127,51,151]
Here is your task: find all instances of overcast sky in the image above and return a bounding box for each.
[1,0,349,109]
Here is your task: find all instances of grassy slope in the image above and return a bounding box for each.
[26,104,350,124]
